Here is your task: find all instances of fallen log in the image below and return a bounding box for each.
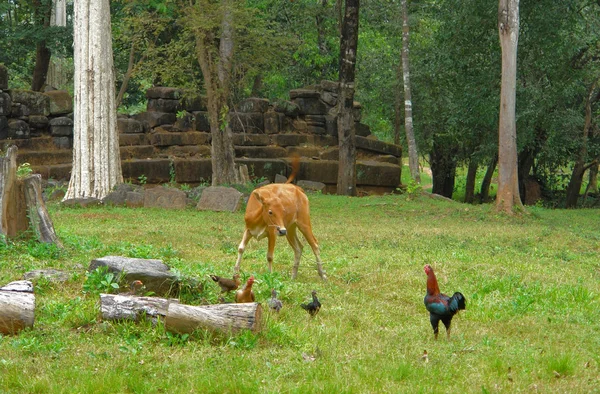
[166,302,262,334]
[0,280,35,335]
[100,294,179,323]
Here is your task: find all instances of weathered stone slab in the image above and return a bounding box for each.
[9,89,50,116]
[229,112,264,134]
[120,145,155,160]
[232,133,270,146]
[264,111,282,134]
[149,131,211,147]
[181,94,207,112]
[23,269,69,283]
[289,89,321,99]
[236,98,270,113]
[89,255,178,295]
[49,117,73,137]
[146,87,182,100]
[103,183,144,206]
[8,119,30,139]
[119,133,149,146]
[235,158,288,181]
[126,191,145,208]
[134,111,177,129]
[174,111,195,131]
[10,103,28,117]
[193,111,210,132]
[292,97,328,115]
[234,146,287,159]
[122,159,172,183]
[270,134,309,147]
[286,146,320,158]
[173,158,212,183]
[117,118,144,134]
[44,90,73,115]
[273,100,300,117]
[295,159,338,184]
[144,186,186,209]
[356,160,401,187]
[320,91,338,107]
[325,115,337,136]
[0,92,11,116]
[297,180,326,193]
[147,98,181,113]
[320,80,339,92]
[196,186,243,212]
[353,102,362,122]
[306,125,326,135]
[305,115,326,126]
[355,135,402,157]
[28,115,49,130]
[274,174,287,183]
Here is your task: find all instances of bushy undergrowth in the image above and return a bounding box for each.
[0,196,598,393]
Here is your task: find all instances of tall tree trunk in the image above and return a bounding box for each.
[480,154,498,202]
[393,64,402,146]
[65,0,123,200]
[193,1,239,186]
[31,0,52,92]
[337,0,359,196]
[401,0,420,184]
[430,139,457,198]
[496,0,523,213]
[565,80,598,208]
[464,157,478,203]
[583,162,599,203]
[116,43,137,108]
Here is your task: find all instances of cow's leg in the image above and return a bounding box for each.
[266,231,276,273]
[297,222,327,280]
[235,229,252,274]
[285,225,303,279]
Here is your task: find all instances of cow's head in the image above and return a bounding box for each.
[252,189,287,236]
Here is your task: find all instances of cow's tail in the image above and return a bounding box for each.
[286,155,300,184]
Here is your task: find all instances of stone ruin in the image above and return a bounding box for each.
[0,64,402,194]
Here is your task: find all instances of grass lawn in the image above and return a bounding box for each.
[0,193,599,393]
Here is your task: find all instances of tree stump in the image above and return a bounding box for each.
[0,146,61,246]
[100,294,179,324]
[166,302,262,334]
[0,280,35,335]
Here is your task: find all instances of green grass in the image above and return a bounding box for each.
[1,195,599,393]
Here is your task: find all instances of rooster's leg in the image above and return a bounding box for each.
[430,314,440,339]
[441,317,452,339]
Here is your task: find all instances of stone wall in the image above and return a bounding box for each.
[0,64,402,194]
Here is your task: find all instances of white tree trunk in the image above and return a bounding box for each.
[66,0,122,200]
[46,0,68,89]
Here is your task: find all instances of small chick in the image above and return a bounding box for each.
[268,289,283,312]
[235,276,256,303]
[125,280,144,296]
[210,274,241,293]
[301,290,321,317]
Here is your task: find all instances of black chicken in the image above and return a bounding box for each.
[301,290,321,317]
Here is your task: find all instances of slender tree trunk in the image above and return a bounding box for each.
[393,64,402,146]
[565,80,598,208]
[46,0,68,90]
[193,3,239,186]
[337,0,359,196]
[65,0,123,200]
[480,154,497,202]
[31,0,52,91]
[496,0,523,213]
[401,0,420,184]
[464,157,478,203]
[116,43,137,108]
[430,139,456,198]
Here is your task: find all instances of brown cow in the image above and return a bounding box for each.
[234,160,327,280]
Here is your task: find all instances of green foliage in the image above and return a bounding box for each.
[82,267,121,295]
[138,174,147,185]
[16,163,33,178]
[405,179,423,200]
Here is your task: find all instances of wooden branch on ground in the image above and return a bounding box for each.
[166,302,262,334]
[100,294,179,324]
[100,294,263,333]
[0,280,35,335]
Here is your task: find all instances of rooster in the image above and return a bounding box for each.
[210,273,241,293]
[268,289,283,312]
[123,280,144,296]
[301,290,321,317]
[235,276,256,303]
[423,264,465,339]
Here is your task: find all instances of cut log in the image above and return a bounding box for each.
[0,280,35,335]
[23,174,63,247]
[100,294,179,324]
[0,146,21,240]
[166,302,262,334]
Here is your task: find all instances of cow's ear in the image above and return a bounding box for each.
[252,189,265,204]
